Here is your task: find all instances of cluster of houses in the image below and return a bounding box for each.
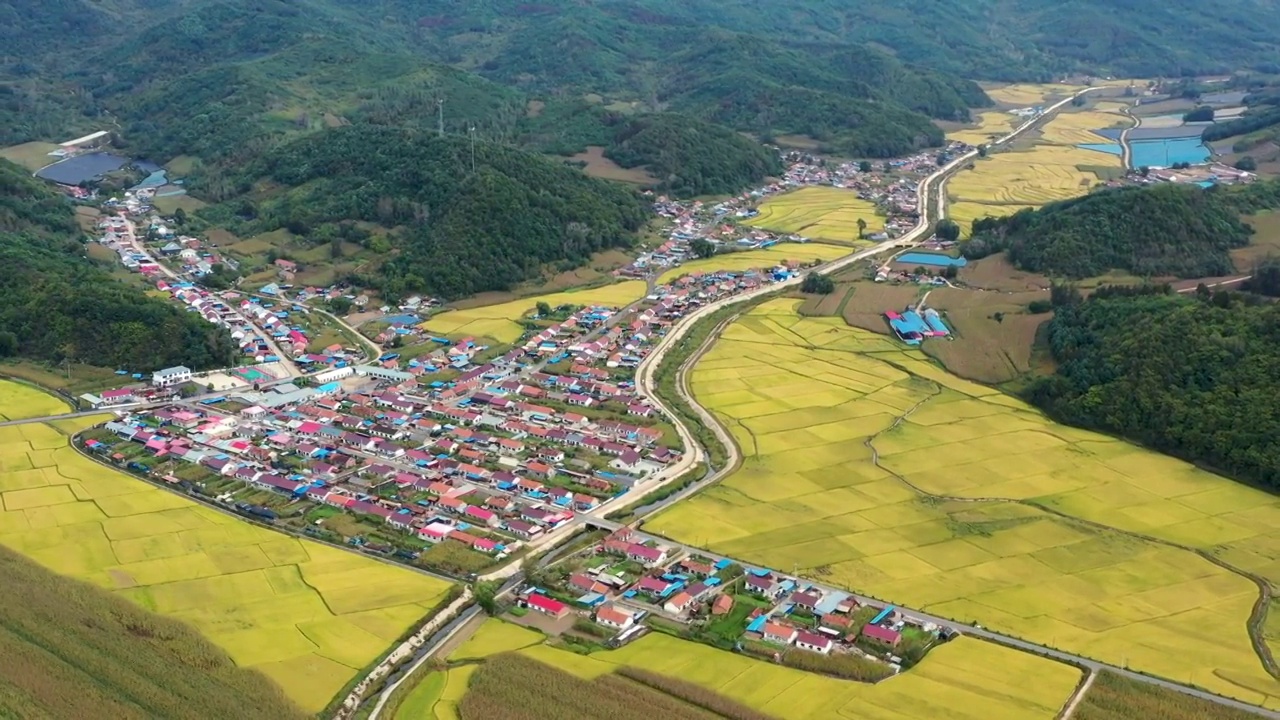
[514,529,947,671]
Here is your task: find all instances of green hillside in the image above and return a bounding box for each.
[0,160,236,371]
[205,126,649,300]
[1031,287,1280,491]
[603,114,785,196]
[962,184,1277,279]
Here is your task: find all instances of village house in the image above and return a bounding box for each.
[762,621,798,646]
[521,592,569,619]
[795,630,834,655]
[595,604,635,631]
[861,624,901,647]
[663,591,695,615]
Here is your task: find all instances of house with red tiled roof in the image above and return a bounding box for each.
[762,621,797,645]
[595,605,634,630]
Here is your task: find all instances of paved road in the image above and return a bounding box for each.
[1120,106,1141,169]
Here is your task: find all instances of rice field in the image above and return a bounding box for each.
[743,186,884,245]
[0,413,453,712]
[944,104,1129,236]
[643,299,1280,709]
[658,244,848,285]
[420,281,648,345]
[0,380,71,421]
[945,111,1018,145]
[448,619,1079,719]
[982,83,1084,107]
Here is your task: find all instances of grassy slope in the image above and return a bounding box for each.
[0,544,306,720]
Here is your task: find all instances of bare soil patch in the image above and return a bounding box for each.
[925,287,1051,384]
[568,146,656,184]
[838,282,923,332]
[526,100,545,118]
[958,253,1052,292]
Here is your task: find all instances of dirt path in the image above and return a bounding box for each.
[1059,670,1097,720]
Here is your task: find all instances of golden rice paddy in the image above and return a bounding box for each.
[420,281,648,345]
[0,380,71,421]
[658,244,848,285]
[444,619,1078,719]
[946,111,1018,145]
[743,186,884,245]
[644,300,1280,709]
[983,83,1084,107]
[0,408,452,712]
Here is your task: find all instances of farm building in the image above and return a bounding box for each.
[886,307,950,345]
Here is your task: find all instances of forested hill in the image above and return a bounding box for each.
[963,183,1280,279]
[603,115,784,197]
[1030,288,1280,490]
[205,126,649,300]
[0,161,236,371]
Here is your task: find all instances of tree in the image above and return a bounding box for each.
[801,273,835,294]
[0,331,16,357]
[329,236,343,259]
[858,160,872,173]
[690,238,717,259]
[977,145,988,158]
[935,219,961,242]
[1235,156,1258,172]
[856,218,867,238]
[1139,166,1150,177]
[535,301,552,317]
[475,581,499,615]
[172,207,187,226]
[328,297,353,314]
[1050,283,1082,307]
[1183,106,1214,122]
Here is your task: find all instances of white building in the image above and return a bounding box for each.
[151,365,192,387]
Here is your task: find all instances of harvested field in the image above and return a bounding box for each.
[645,299,1280,708]
[449,619,1078,720]
[744,186,883,245]
[0,408,453,712]
[152,194,208,215]
[838,282,922,333]
[956,253,1051,292]
[659,245,848,285]
[569,146,657,185]
[921,288,1050,383]
[421,281,647,345]
[0,142,59,171]
[1232,211,1280,271]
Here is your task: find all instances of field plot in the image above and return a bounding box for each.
[0,380,71,421]
[946,111,1018,145]
[945,105,1128,236]
[0,142,59,171]
[743,186,884,245]
[645,299,1280,708]
[0,422,452,712]
[982,83,1083,107]
[420,281,647,345]
[659,244,848,284]
[920,288,1050,383]
[446,619,1078,720]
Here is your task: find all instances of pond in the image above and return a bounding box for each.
[34,153,162,185]
[1129,138,1210,169]
[895,252,967,268]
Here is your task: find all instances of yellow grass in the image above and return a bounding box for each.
[420,281,647,345]
[743,186,884,244]
[658,244,848,285]
[946,111,1018,145]
[0,417,453,712]
[0,142,60,171]
[0,380,71,421]
[449,618,544,661]
[644,299,1280,708]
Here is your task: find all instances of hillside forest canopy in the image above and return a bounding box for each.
[0,159,235,371]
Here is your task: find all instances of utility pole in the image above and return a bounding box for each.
[469,125,476,174]
[436,98,444,137]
